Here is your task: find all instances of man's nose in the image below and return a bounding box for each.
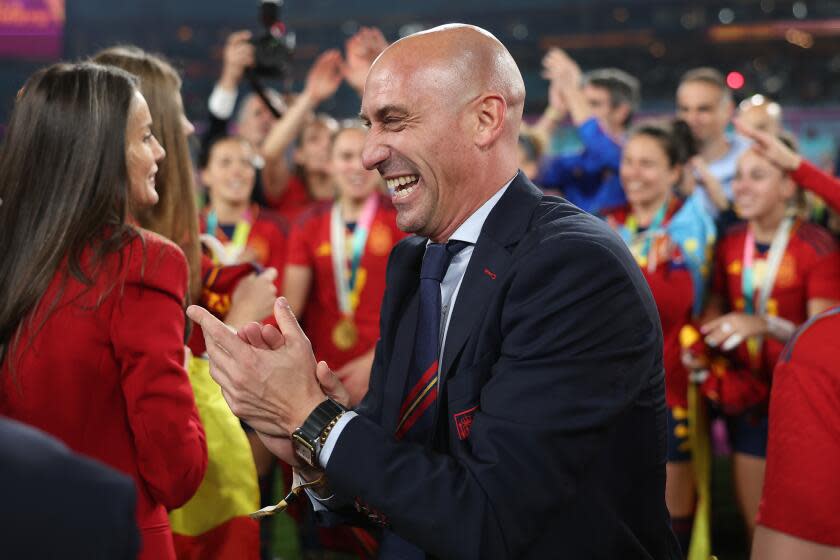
[361,135,388,172]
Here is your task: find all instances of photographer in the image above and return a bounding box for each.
[202,30,286,207]
[202,26,386,220]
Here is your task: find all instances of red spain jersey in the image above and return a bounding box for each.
[199,205,288,290]
[286,194,407,370]
[265,174,313,224]
[605,200,695,408]
[758,307,840,546]
[712,219,840,376]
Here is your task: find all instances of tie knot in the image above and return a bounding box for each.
[420,241,469,282]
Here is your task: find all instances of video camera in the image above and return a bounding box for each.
[251,0,295,79]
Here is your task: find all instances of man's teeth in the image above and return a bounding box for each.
[393,184,417,199]
[385,175,418,191]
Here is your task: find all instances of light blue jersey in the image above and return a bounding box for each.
[694,133,751,218]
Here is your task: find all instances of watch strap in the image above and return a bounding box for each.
[299,398,346,442]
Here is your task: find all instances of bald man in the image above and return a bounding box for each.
[189,24,680,559]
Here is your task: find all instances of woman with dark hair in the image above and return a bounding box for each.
[0,63,207,559]
[92,46,278,350]
[94,47,273,559]
[93,45,203,302]
[604,119,717,557]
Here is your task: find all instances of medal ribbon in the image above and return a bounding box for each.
[624,198,669,272]
[741,216,794,369]
[206,208,253,265]
[330,194,380,316]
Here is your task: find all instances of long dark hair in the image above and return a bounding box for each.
[93,46,202,302]
[0,62,139,367]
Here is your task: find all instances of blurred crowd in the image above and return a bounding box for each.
[1,21,840,560]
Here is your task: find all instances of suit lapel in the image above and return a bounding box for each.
[381,238,425,433]
[440,173,544,379]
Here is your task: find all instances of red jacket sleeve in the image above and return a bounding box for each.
[792,160,840,214]
[111,233,207,510]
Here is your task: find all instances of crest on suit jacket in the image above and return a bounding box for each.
[453,405,478,440]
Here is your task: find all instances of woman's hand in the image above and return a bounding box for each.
[225,268,279,329]
[701,312,768,351]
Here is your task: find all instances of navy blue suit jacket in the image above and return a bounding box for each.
[0,416,139,559]
[324,173,681,559]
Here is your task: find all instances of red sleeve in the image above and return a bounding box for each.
[792,160,840,215]
[758,313,840,546]
[286,215,315,268]
[112,234,207,509]
[802,232,840,302]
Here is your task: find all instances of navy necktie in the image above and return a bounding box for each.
[395,240,469,442]
[382,240,469,560]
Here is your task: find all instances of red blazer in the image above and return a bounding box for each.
[0,230,207,560]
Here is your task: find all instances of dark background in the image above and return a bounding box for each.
[2,0,840,129]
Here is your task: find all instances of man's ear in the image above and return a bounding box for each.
[474,93,507,149]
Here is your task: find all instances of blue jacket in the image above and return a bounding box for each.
[537,117,626,213]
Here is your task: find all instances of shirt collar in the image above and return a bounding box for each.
[429,174,515,247]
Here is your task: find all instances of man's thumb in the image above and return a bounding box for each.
[316,361,351,408]
[273,297,303,337]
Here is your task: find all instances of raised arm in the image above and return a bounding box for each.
[260,50,344,166]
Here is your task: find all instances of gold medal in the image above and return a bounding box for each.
[332,317,358,351]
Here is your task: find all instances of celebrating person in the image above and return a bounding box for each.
[189,24,680,559]
[200,134,288,283]
[604,118,716,556]
[752,307,840,559]
[736,118,840,214]
[737,94,783,136]
[0,62,207,560]
[676,67,750,220]
[700,138,840,545]
[534,48,640,213]
[284,122,406,406]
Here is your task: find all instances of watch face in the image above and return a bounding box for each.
[292,432,317,467]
